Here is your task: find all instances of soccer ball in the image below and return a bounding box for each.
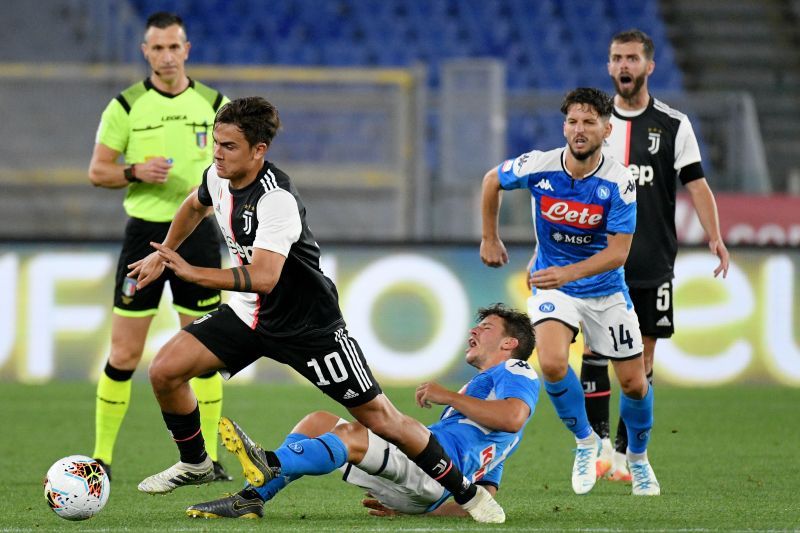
[43,455,110,521]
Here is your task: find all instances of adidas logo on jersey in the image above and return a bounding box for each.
[534,178,554,191]
[656,316,672,327]
[343,389,359,400]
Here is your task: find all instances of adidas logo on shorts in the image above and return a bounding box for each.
[343,389,359,400]
[656,316,672,327]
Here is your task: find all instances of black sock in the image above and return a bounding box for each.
[413,434,477,504]
[104,361,134,381]
[161,404,207,465]
[581,356,610,439]
[614,416,628,454]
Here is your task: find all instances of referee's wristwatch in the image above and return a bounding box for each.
[124,164,141,183]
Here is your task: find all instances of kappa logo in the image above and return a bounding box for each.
[534,178,554,191]
[343,389,359,400]
[515,153,530,171]
[624,179,637,194]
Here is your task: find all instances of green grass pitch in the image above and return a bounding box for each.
[2,382,798,531]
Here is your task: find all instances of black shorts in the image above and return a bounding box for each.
[113,217,222,316]
[629,282,674,338]
[185,305,382,408]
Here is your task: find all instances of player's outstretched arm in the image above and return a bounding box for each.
[480,168,509,267]
[685,178,729,278]
[416,382,529,433]
[127,191,210,289]
[156,246,287,295]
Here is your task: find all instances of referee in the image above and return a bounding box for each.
[87,12,231,482]
[580,28,730,481]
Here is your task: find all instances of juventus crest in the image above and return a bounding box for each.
[242,210,253,235]
[647,131,661,154]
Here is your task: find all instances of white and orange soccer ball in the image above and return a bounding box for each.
[43,455,110,521]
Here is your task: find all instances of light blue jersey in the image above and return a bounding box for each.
[427,359,539,511]
[497,147,637,298]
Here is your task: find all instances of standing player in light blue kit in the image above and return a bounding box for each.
[480,88,659,496]
[186,304,539,519]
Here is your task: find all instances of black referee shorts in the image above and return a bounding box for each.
[185,304,383,408]
[113,216,221,317]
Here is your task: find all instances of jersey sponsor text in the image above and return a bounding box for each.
[540,196,603,229]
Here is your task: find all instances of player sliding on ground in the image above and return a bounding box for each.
[186,304,539,519]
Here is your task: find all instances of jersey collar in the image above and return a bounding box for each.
[560,147,605,179]
[613,95,653,119]
[144,77,195,98]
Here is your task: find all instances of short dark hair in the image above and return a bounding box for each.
[215,97,281,148]
[477,303,535,361]
[610,29,655,61]
[560,88,614,119]
[146,12,184,31]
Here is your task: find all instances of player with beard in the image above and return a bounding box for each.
[578,29,729,482]
[481,88,659,496]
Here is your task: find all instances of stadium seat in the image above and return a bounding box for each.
[128,0,687,151]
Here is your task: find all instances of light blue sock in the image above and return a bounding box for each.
[252,433,304,502]
[274,432,348,477]
[620,385,654,454]
[544,366,593,439]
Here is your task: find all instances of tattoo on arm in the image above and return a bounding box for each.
[231,267,241,291]
[230,266,252,292]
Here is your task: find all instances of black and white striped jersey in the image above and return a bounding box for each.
[604,96,705,288]
[198,160,344,337]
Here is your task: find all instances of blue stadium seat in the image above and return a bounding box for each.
[129,0,688,153]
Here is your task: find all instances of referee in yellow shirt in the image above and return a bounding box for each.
[88,12,230,482]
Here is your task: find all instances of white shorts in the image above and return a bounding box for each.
[528,289,643,359]
[341,430,445,514]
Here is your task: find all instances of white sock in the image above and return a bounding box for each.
[626,450,648,464]
[576,431,598,446]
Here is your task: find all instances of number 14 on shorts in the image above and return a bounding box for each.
[608,324,634,351]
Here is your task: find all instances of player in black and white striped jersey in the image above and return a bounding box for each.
[580,29,730,481]
[129,96,505,523]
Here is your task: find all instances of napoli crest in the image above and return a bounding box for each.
[539,302,555,313]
